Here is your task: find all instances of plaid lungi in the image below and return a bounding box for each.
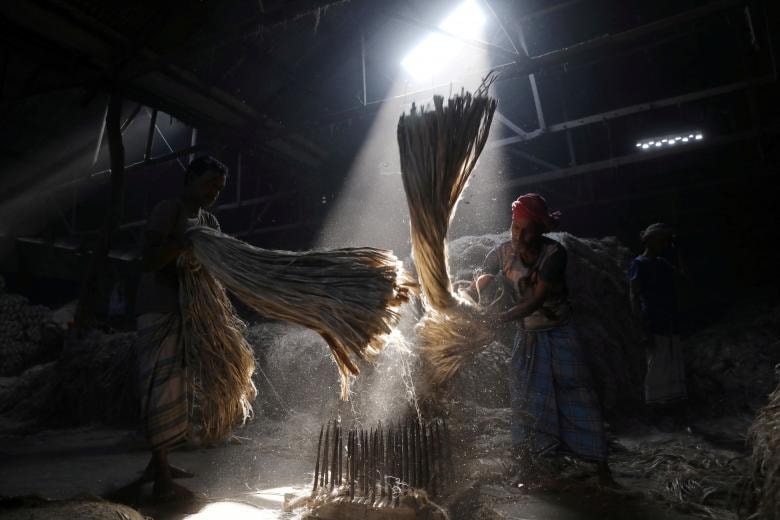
[136,313,188,451]
[510,323,608,462]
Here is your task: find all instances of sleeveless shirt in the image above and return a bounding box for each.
[482,236,571,330]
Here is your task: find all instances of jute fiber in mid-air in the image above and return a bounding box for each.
[183,227,410,402]
[397,78,498,384]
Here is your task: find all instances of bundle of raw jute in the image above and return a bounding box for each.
[179,250,257,444]
[397,77,498,384]
[182,227,410,401]
[745,371,780,519]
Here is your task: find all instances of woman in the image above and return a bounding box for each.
[134,156,227,500]
[477,193,615,487]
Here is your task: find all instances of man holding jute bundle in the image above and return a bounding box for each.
[469,194,616,487]
[134,156,227,501]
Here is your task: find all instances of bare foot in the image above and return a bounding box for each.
[168,465,195,479]
[141,464,195,483]
[596,461,622,490]
[152,481,196,503]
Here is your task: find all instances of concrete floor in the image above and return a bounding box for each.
[0,411,745,520]
[0,415,314,519]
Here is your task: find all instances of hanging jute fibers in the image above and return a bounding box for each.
[179,250,257,444]
[181,228,410,418]
[397,76,498,384]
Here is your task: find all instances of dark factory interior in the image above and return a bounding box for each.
[0,1,779,519]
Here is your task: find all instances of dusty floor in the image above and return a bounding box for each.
[0,409,750,520]
[0,414,314,519]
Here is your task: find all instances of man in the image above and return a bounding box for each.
[629,223,687,427]
[134,156,227,500]
[474,194,615,486]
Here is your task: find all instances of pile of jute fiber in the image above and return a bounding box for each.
[396,78,498,384]
[183,227,410,405]
[744,372,780,519]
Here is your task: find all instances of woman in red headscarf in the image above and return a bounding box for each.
[476,194,616,487]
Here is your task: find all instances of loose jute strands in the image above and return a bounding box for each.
[181,228,410,407]
[397,76,499,384]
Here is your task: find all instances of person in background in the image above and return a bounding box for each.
[471,193,616,488]
[629,222,688,429]
[134,156,227,501]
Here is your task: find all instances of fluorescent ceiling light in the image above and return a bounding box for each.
[401,0,486,79]
[636,131,704,151]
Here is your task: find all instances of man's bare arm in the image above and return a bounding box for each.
[629,278,642,318]
[140,203,187,272]
[141,232,186,272]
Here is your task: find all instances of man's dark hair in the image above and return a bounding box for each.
[185,155,228,184]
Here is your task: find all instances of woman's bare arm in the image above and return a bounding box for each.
[498,279,552,322]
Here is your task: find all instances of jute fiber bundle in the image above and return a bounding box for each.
[183,227,410,401]
[179,250,257,444]
[397,79,498,384]
[746,374,780,519]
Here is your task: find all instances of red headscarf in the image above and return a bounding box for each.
[511,193,561,232]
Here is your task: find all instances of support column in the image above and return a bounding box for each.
[74,92,126,331]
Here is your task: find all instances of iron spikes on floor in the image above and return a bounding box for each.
[310,418,451,505]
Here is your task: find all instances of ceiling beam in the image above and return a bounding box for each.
[501,126,775,190]
[310,0,746,127]
[0,1,257,137]
[379,9,519,60]
[524,0,743,73]
[487,75,776,148]
[122,0,352,80]
[518,0,586,24]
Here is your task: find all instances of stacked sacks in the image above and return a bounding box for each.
[0,363,55,423]
[0,275,135,429]
[446,231,645,412]
[685,303,780,414]
[0,329,138,428]
[0,275,56,377]
[552,232,646,410]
